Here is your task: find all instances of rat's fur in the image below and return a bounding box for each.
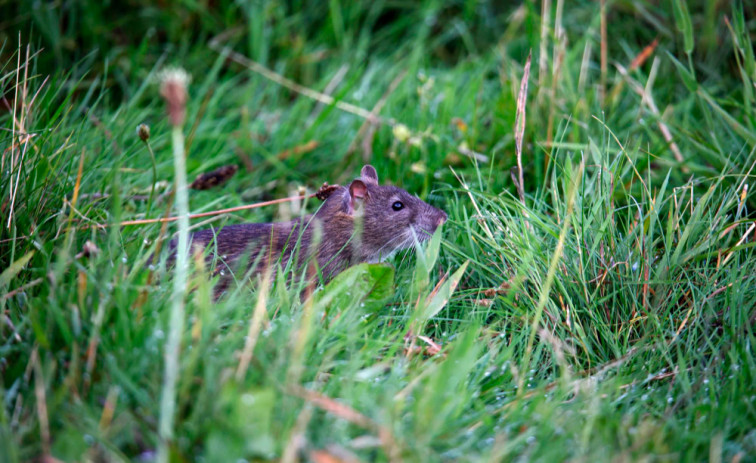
[171,165,447,294]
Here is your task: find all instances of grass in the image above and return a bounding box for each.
[1,0,755,461]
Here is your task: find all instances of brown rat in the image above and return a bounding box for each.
[170,165,447,294]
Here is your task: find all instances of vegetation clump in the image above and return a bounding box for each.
[1,1,754,461]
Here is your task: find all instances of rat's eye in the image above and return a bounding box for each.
[392,201,404,211]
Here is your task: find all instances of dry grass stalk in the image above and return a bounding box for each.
[31,349,51,457]
[157,67,191,463]
[346,69,407,160]
[616,61,686,166]
[211,42,397,126]
[235,269,272,381]
[629,38,659,71]
[308,64,350,125]
[288,385,401,461]
[7,41,39,229]
[600,0,608,105]
[281,404,314,463]
[514,52,532,204]
[537,0,552,103]
[276,140,320,160]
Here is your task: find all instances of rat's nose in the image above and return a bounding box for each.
[436,210,448,227]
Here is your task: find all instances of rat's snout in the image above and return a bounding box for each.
[436,210,448,227]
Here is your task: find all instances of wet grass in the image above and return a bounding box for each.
[1,1,755,461]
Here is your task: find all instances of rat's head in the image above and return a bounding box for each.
[323,165,447,262]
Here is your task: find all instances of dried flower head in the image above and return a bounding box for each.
[137,123,151,141]
[158,67,191,126]
[189,165,238,190]
[392,123,411,143]
[75,240,100,259]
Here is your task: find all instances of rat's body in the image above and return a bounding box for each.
[172,165,447,294]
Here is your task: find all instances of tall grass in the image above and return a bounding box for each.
[1,1,755,461]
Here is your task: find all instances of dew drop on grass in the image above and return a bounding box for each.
[122,256,127,263]
[148,264,156,271]
[641,394,649,401]
[526,436,536,444]
[154,329,164,339]
[667,396,673,404]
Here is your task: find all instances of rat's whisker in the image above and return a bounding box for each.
[371,231,411,260]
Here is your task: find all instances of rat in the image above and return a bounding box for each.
[169,165,447,294]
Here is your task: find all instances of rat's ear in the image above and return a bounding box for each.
[349,179,367,199]
[360,165,379,185]
[346,179,367,215]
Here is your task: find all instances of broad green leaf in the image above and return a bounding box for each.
[417,260,468,324]
[412,225,444,297]
[424,224,443,271]
[414,326,481,438]
[205,384,276,460]
[0,251,35,290]
[315,262,395,314]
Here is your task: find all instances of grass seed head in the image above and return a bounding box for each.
[137,123,151,141]
[158,67,191,126]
